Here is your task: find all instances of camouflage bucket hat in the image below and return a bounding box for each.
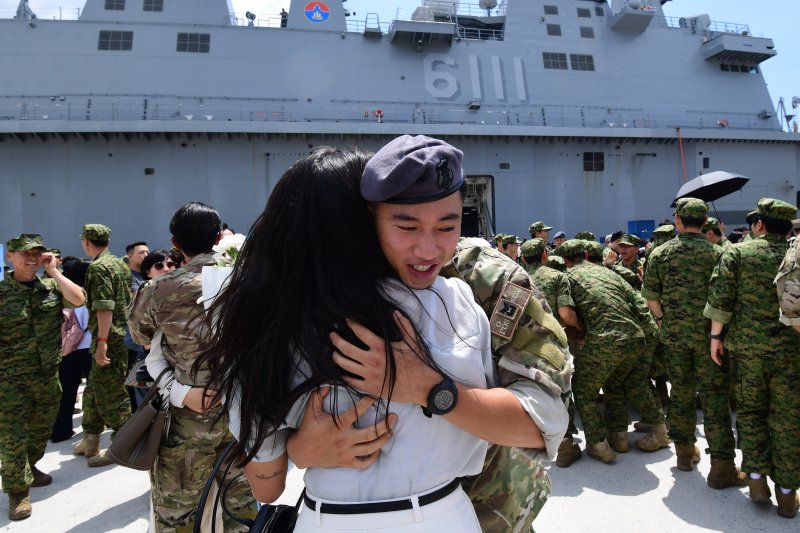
[520,238,547,258]
[574,231,596,241]
[584,241,604,260]
[6,233,46,252]
[702,217,720,232]
[618,233,642,247]
[756,198,797,222]
[652,224,675,237]
[558,239,586,258]
[81,223,111,241]
[674,197,708,219]
[528,221,553,234]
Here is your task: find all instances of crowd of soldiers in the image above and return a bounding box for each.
[492,197,800,520]
[1,191,799,527]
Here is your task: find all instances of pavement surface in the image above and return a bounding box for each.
[1,399,797,532]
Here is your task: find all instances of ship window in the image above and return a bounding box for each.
[580,26,595,39]
[544,5,558,16]
[547,24,562,36]
[177,33,211,53]
[104,0,125,10]
[143,0,163,12]
[584,152,604,172]
[543,52,568,70]
[570,54,595,71]
[577,8,591,18]
[720,64,730,72]
[98,30,133,51]
[703,157,710,169]
[595,7,605,17]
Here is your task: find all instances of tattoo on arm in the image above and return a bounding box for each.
[255,470,284,481]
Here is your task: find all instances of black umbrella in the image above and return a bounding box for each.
[671,171,750,207]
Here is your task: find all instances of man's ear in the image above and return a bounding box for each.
[171,236,181,250]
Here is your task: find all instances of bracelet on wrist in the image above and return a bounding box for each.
[97,337,108,343]
[709,332,724,340]
[654,315,663,321]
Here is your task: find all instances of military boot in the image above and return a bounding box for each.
[31,466,52,487]
[608,432,629,453]
[72,439,85,455]
[586,439,616,464]
[776,488,799,518]
[747,477,771,504]
[707,458,747,489]
[675,443,700,471]
[633,421,653,433]
[88,450,113,468]
[635,423,671,452]
[8,489,31,521]
[82,433,112,467]
[556,437,582,468]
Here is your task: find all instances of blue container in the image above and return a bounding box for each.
[627,220,655,241]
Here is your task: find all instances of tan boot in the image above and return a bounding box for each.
[675,443,701,471]
[82,433,101,458]
[556,437,582,468]
[87,450,113,468]
[635,423,671,452]
[608,431,629,453]
[776,488,799,518]
[31,466,52,487]
[72,439,85,456]
[747,477,771,504]
[8,489,31,521]
[633,421,653,433]
[707,458,747,489]
[586,439,617,464]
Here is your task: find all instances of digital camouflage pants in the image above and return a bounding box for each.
[81,336,131,436]
[664,342,736,459]
[0,373,59,493]
[464,444,551,533]
[152,406,257,533]
[735,350,800,489]
[573,337,664,445]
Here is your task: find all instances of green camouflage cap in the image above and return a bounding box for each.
[756,197,797,222]
[574,231,596,241]
[652,224,676,237]
[499,234,519,246]
[674,197,708,219]
[81,223,111,241]
[47,248,62,257]
[702,217,720,232]
[547,255,567,272]
[6,233,46,252]
[528,221,553,235]
[520,238,547,258]
[558,239,586,258]
[492,233,507,242]
[584,241,604,260]
[618,233,642,247]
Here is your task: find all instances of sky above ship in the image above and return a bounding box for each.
[3,0,798,128]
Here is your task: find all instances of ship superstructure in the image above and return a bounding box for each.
[1,0,797,252]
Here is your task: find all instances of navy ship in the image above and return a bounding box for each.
[1,0,797,253]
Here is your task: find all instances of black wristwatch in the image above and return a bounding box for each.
[422,374,458,418]
[709,332,724,340]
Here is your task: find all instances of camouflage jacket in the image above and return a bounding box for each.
[612,257,643,290]
[524,263,574,313]
[568,260,656,343]
[642,233,721,349]
[0,274,66,378]
[705,234,794,354]
[86,250,132,338]
[441,238,571,400]
[775,236,800,326]
[129,253,214,387]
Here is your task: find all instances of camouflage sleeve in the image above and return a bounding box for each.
[776,238,800,326]
[704,247,738,324]
[610,264,639,289]
[86,263,116,311]
[555,272,574,309]
[625,283,658,339]
[640,249,662,302]
[128,281,159,345]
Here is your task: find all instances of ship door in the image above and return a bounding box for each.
[463,175,495,239]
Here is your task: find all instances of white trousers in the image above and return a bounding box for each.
[294,485,481,532]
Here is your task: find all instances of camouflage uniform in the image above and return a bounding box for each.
[442,238,571,533]
[775,236,800,327]
[704,199,799,490]
[567,256,663,446]
[642,225,675,386]
[82,248,132,436]
[642,231,735,458]
[129,253,256,532]
[0,236,63,494]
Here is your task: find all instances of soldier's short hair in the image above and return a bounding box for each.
[678,215,705,229]
[169,202,221,257]
[125,241,148,254]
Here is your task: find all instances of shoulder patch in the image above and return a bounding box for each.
[490,281,532,340]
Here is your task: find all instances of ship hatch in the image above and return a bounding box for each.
[463,176,494,239]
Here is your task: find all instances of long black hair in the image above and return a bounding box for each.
[199,147,435,463]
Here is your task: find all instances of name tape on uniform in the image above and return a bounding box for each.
[490,281,533,341]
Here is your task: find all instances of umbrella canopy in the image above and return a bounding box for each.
[671,171,750,207]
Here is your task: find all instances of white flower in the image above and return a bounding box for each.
[212,233,246,267]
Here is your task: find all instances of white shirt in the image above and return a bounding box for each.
[74,305,92,350]
[228,276,495,502]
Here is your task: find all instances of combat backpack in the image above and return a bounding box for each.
[775,237,800,326]
[61,308,88,355]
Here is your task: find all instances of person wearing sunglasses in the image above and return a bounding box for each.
[140,250,177,281]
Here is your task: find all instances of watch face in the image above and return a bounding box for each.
[433,389,455,411]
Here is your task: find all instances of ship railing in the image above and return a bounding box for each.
[393,1,507,22]
[346,19,392,34]
[0,7,80,20]
[661,15,750,35]
[0,96,781,132]
[457,27,503,40]
[229,13,286,29]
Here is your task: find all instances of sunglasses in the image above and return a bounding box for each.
[153,261,176,271]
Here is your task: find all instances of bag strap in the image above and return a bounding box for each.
[194,440,236,533]
[139,368,172,410]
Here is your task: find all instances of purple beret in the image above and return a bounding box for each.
[361,135,464,204]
